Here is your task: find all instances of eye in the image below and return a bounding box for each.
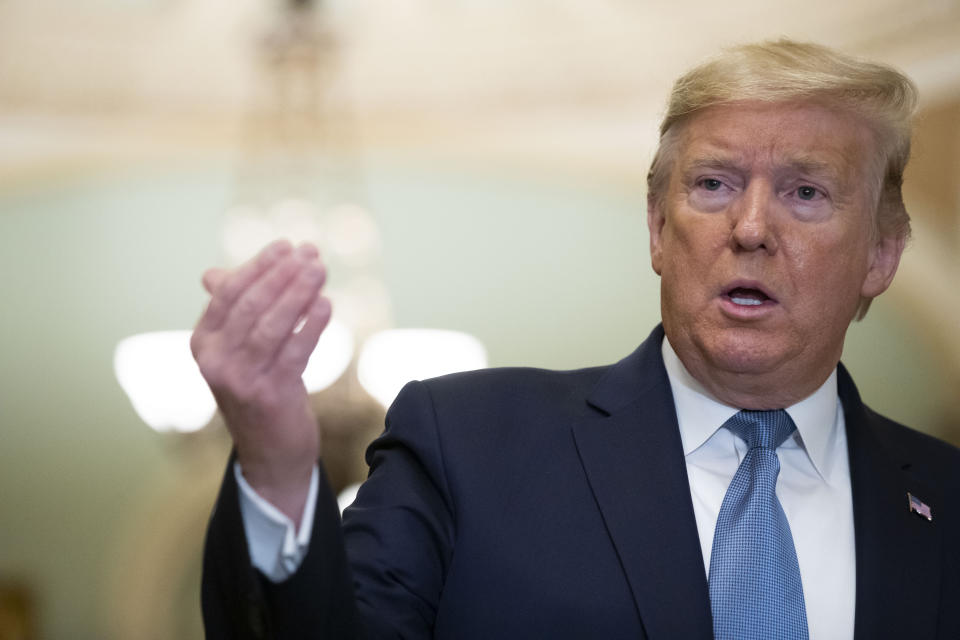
[689,175,737,211]
[796,185,819,200]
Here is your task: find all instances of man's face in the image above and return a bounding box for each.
[648,101,904,407]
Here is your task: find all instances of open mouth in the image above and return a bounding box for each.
[725,286,775,307]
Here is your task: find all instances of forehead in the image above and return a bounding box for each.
[674,101,877,181]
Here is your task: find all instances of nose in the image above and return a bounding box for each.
[730,181,779,254]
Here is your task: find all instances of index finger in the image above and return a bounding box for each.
[196,239,294,332]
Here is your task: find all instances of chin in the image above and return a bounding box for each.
[699,327,794,376]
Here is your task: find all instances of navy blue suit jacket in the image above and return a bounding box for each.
[202,325,960,638]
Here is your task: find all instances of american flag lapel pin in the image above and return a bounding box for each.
[907,492,933,522]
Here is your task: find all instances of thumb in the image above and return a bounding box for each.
[202,268,228,294]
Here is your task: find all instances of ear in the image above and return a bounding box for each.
[860,232,906,299]
[647,193,667,276]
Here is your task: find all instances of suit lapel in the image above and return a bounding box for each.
[840,366,943,639]
[571,326,713,640]
[569,333,945,638]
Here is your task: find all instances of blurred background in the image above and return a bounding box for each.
[0,0,957,637]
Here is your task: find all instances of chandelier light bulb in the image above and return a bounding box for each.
[113,331,217,433]
[115,318,355,433]
[357,329,488,408]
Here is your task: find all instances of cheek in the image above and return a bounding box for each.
[666,220,726,275]
[788,234,870,305]
[659,225,722,310]
[667,209,715,247]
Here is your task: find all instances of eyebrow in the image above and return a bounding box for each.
[784,156,844,183]
[676,154,744,185]
[681,152,844,184]
[682,153,743,172]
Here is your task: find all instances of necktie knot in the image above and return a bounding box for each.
[724,409,796,451]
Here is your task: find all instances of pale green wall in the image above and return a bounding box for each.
[0,157,953,638]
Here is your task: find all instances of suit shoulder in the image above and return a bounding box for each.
[378,365,614,488]
[382,364,611,444]
[863,405,960,484]
[417,364,609,410]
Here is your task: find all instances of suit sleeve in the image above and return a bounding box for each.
[200,380,456,639]
[343,379,457,638]
[201,454,361,639]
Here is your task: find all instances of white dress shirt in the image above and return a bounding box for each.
[239,337,857,638]
[662,337,855,640]
[235,462,318,581]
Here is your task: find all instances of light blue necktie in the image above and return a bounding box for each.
[708,409,809,640]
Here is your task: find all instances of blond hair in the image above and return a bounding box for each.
[647,40,918,318]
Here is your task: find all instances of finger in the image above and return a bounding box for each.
[238,259,327,366]
[296,241,319,260]
[202,268,227,294]
[219,247,319,350]
[197,239,293,332]
[270,295,333,379]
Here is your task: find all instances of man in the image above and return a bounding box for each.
[197,40,960,639]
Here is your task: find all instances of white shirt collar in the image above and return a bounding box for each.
[661,336,839,479]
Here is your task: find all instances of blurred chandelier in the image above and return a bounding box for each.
[115,0,487,433]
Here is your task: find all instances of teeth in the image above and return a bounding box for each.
[731,296,763,306]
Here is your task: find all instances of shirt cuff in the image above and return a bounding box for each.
[235,462,319,582]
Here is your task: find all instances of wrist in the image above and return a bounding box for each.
[231,400,320,487]
[238,455,316,526]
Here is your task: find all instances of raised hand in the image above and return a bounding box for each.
[192,239,332,524]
